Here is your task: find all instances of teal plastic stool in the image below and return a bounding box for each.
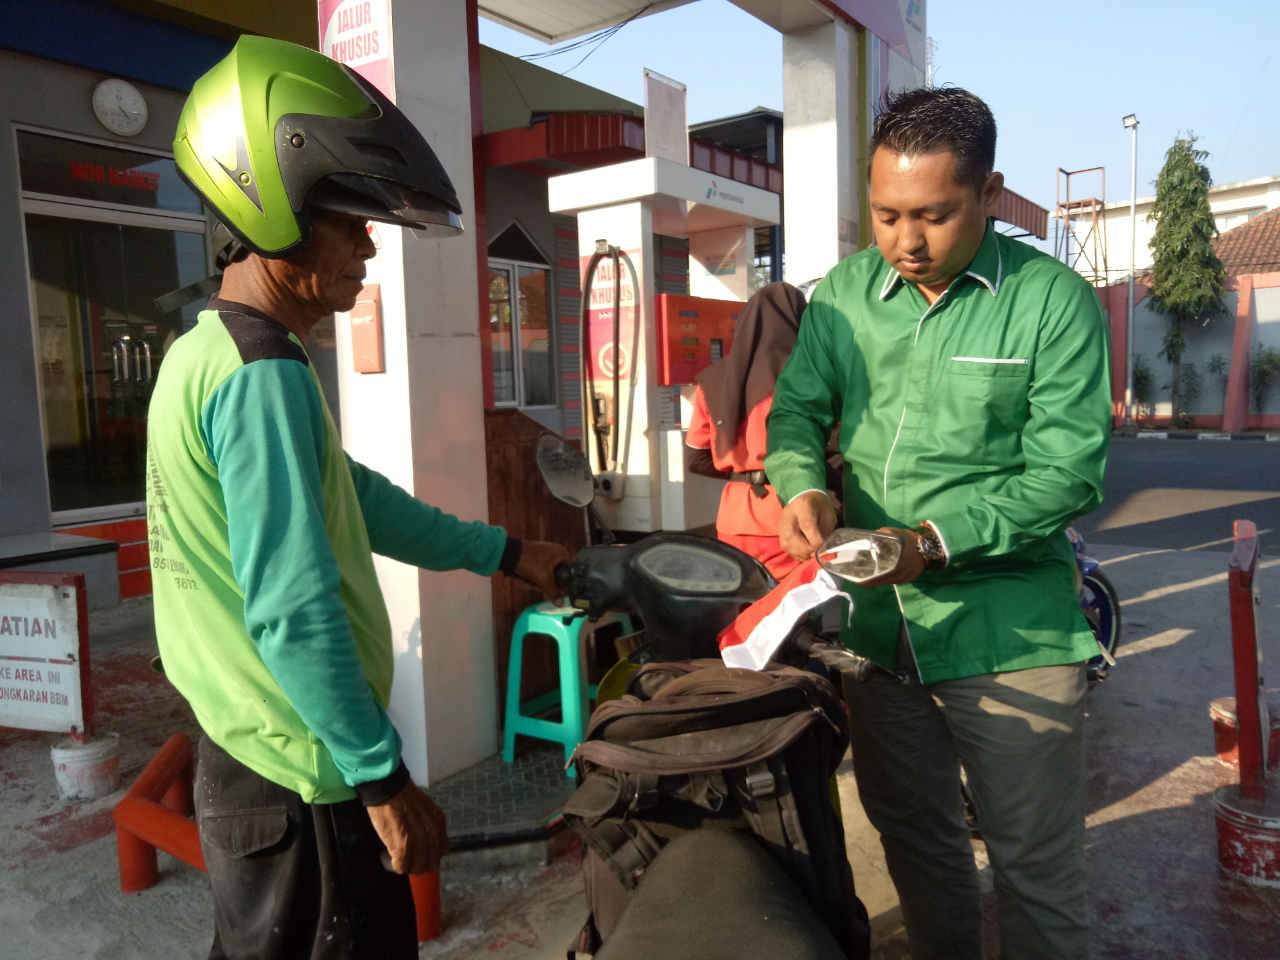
[501,602,632,776]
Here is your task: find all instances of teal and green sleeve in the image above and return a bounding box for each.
[345,456,514,575]
[202,359,404,797]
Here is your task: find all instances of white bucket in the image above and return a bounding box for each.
[52,732,121,802]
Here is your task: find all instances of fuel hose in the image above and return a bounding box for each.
[577,242,642,476]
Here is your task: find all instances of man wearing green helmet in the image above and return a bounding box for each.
[147,36,568,958]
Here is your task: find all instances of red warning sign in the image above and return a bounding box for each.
[0,572,91,736]
[581,251,640,384]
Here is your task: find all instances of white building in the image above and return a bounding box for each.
[1063,174,1280,283]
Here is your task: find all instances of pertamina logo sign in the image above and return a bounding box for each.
[904,0,924,35]
[704,178,745,205]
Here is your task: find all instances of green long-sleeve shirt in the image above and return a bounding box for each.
[147,301,508,803]
[765,224,1111,682]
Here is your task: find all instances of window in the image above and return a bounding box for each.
[487,224,556,408]
[1216,208,1264,234]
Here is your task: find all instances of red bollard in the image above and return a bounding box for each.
[410,871,442,942]
[115,821,160,893]
[1213,520,1280,886]
[112,733,205,893]
[115,734,444,938]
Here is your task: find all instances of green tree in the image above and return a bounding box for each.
[1208,353,1230,401]
[1251,344,1280,414]
[1132,354,1155,420]
[1146,135,1228,427]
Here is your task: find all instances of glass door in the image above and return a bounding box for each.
[18,128,208,520]
[26,214,206,514]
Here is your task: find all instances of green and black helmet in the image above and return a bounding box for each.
[174,35,463,261]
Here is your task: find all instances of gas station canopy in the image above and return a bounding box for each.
[479,0,927,67]
[478,0,696,43]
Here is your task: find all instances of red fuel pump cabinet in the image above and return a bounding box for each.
[655,295,742,386]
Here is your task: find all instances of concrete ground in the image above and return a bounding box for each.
[4,439,1280,957]
[1074,437,1280,551]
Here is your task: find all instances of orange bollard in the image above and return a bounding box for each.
[116,823,159,894]
[161,757,194,816]
[409,872,442,942]
[117,733,445,932]
[113,734,205,893]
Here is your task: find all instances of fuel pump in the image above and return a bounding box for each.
[549,155,780,537]
[578,240,642,501]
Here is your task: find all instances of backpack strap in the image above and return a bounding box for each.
[732,760,791,851]
[566,914,601,959]
[566,815,666,890]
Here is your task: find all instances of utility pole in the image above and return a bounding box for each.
[1123,114,1139,427]
[925,37,936,88]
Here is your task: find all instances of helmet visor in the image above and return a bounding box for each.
[310,173,463,237]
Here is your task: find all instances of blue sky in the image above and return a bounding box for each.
[479,0,1279,214]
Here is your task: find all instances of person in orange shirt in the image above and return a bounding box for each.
[684,282,808,579]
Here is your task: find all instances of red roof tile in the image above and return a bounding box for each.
[1215,205,1280,276]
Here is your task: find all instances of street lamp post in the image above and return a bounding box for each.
[1123,113,1139,427]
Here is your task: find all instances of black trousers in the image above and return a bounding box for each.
[194,736,417,960]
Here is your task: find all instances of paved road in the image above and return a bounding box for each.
[1073,438,1280,552]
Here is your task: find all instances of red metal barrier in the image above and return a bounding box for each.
[410,871,443,941]
[113,733,202,892]
[1213,520,1280,886]
[1226,520,1269,797]
[114,733,442,939]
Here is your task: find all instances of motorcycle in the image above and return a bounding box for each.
[1068,527,1122,682]
[535,432,870,960]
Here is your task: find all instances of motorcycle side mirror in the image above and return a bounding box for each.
[536,432,596,507]
[536,432,616,545]
[816,528,904,584]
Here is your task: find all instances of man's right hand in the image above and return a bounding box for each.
[779,490,838,561]
[515,540,571,604]
[367,780,449,875]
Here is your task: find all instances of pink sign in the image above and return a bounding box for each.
[318,0,395,103]
[580,251,639,387]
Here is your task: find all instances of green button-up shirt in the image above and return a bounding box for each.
[765,223,1111,682]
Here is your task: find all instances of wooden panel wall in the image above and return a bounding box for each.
[485,408,589,716]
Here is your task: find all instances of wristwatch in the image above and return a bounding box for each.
[916,522,947,571]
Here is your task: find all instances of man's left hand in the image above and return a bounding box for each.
[515,540,571,603]
[856,527,926,586]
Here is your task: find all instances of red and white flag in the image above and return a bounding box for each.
[718,558,851,671]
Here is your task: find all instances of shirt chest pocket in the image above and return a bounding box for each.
[944,357,1030,434]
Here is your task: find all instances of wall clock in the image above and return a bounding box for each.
[92,79,148,137]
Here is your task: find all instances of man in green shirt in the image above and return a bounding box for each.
[766,88,1110,960]
[149,38,568,959]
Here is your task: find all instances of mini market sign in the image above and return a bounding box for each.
[0,573,91,736]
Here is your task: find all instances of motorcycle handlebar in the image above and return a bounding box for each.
[788,625,910,685]
[554,561,572,593]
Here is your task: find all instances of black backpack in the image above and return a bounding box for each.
[563,659,871,959]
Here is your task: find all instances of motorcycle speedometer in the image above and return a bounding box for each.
[633,542,743,594]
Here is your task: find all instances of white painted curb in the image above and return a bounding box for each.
[1130,432,1280,441]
